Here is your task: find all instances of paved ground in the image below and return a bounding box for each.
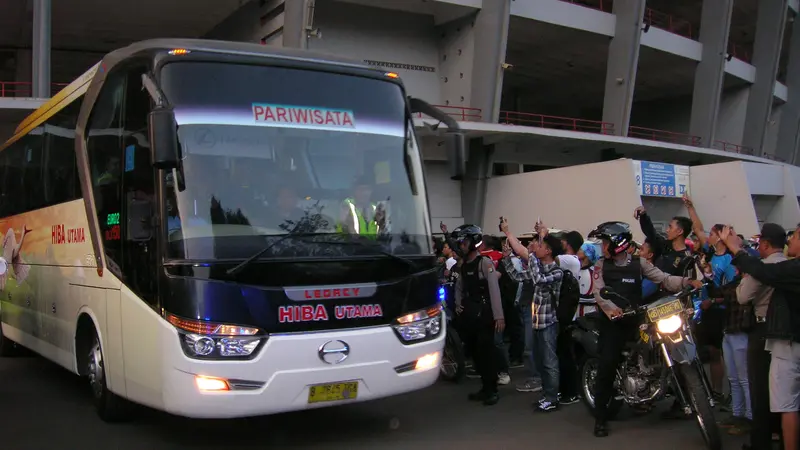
[1,355,748,450]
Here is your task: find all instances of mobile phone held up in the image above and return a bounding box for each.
[498,216,505,232]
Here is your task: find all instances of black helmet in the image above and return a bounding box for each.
[450,224,484,251]
[588,221,633,256]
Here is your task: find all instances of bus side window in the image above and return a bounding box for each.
[120,66,157,308]
[86,71,125,273]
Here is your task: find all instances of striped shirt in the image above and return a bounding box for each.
[503,255,563,329]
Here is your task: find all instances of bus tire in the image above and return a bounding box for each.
[87,328,132,422]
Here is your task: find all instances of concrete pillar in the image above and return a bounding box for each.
[283,0,309,49]
[32,0,51,98]
[601,0,646,136]
[689,0,734,147]
[438,0,510,123]
[776,12,800,165]
[461,139,495,225]
[742,0,788,155]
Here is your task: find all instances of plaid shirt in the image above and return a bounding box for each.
[503,255,563,329]
[709,276,754,333]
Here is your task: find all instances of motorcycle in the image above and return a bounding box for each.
[570,285,721,450]
[438,284,466,382]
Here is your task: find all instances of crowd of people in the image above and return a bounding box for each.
[435,194,800,450]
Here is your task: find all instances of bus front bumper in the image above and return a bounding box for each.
[161,325,444,419]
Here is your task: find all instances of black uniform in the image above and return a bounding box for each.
[459,256,499,394]
[593,258,643,423]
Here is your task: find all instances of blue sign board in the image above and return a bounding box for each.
[633,161,690,198]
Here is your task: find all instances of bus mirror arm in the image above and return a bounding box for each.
[407,97,466,181]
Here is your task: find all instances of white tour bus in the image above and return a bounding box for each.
[0,39,466,420]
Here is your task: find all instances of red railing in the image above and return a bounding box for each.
[0,81,69,98]
[558,0,611,13]
[628,126,701,146]
[644,8,696,40]
[416,105,482,122]
[727,42,752,64]
[499,111,615,134]
[713,140,754,155]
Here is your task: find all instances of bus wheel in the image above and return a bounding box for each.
[87,330,132,422]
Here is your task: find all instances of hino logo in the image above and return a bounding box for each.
[318,340,350,365]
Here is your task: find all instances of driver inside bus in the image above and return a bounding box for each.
[337,175,385,236]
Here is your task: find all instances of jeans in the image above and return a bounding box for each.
[723,332,751,419]
[520,301,541,381]
[531,322,560,403]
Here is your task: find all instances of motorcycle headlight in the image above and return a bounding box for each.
[167,314,266,360]
[392,305,443,344]
[656,314,683,334]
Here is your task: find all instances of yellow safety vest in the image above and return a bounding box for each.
[337,198,379,237]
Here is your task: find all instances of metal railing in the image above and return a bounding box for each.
[415,105,483,121]
[727,42,752,64]
[713,140,755,155]
[628,126,702,146]
[499,111,615,134]
[644,8,696,40]
[0,81,69,98]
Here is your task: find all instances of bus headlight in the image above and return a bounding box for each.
[656,315,683,334]
[392,305,443,344]
[167,314,266,359]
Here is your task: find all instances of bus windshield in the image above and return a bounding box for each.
[159,61,431,260]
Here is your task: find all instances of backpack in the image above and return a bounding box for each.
[550,267,580,324]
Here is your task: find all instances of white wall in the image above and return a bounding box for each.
[425,161,463,230]
[689,162,760,236]
[308,0,442,102]
[482,159,646,240]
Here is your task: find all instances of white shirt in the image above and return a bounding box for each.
[556,254,581,279]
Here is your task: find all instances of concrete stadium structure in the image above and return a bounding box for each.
[1,0,799,234]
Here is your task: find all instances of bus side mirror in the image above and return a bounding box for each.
[445,132,466,181]
[148,107,180,169]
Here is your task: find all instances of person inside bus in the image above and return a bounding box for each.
[268,184,307,232]
[96,156,121,186]
[337,175,385,236]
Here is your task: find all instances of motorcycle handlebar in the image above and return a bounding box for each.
[608,281,707,321]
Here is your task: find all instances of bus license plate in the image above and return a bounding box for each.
[646,298,683,322]
[307,381,359,404]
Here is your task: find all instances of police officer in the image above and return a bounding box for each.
[337,176,385,236]
[452,224,505,405]
[588,222,701,437]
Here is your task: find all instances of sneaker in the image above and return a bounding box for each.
[560,395,580,405]
[516,379,543,393]
[466,369,480,379]
[536,399,559,412]
[483,392,499,406]
[509,359,525,369]
[498,372,511,385]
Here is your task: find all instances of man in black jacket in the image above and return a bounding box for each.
[720,224,800,450]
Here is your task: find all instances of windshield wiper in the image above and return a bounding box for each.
[226,234,416,276]
[226,231,316,276]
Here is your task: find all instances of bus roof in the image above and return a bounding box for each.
[6,38,394,147]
